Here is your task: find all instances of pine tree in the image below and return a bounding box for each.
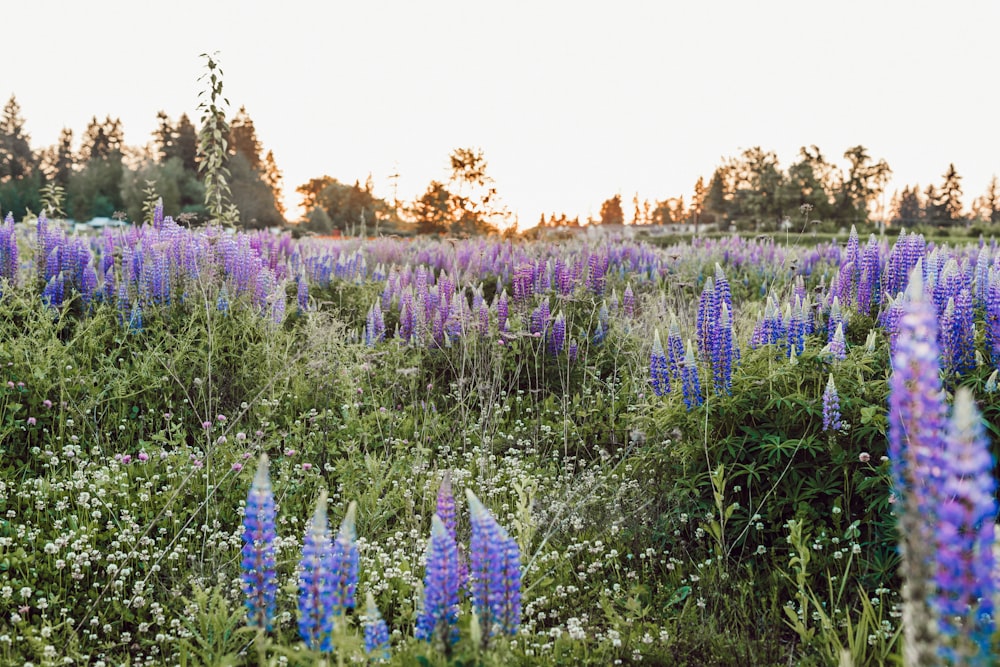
[599,194,624,225]
[38,127,75,187]
[892,185,922,227]
[986,176,1000,224]
[79,116,124,163]
[0,94,36,182]
[261,150,285,217]
[174,114,199,172]
[938,163,963,225]
[229,106,263,171]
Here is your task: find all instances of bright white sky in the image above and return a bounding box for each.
[5,1,999,226]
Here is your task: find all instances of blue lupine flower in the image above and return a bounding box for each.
[499,532,521,636]
[466,490,521,644]
[241,454,277,631]
[935,388,996,663]
[415,515,460,648]
[650,329,670,397]
[364,592,391,662]
[681,340,702,410]
[822,374,841,432]
[298,492,335,653]
[329,502,359,613]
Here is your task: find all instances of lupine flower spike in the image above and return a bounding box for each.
[888,265,948,667]
[364,591,391,662]
[241,454,277,631]
[415,515,460,651]
[436,471,468,590]
[821,374,841,433]
[329,501,359,615]
[466,489,521,647]
[935,388,996,664]
[298,491,335,653]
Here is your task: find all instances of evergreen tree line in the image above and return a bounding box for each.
[0,95,285,227]
[557,145,998,232]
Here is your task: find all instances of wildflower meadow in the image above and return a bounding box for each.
[0,200,998,667]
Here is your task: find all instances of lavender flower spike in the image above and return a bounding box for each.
[298,491,335,653]
[935,388,996,664]
[241,454,278,631]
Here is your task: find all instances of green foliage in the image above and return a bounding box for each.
[197,52,240,226]
[122,157,205,224]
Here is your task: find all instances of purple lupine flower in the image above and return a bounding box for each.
[548,311,566,355]
[364,592,391,662]
[436,472,457,540]
[586,251,608,296]
[365,301,385,347]
[666,313,685,381]
[949,288,975,377]
[889,265,948,504]
[297,275,309,312]
[593,302,609,344]
[329,502,359,613]
[495,288,509,333]
[0,212,18,286]
[128,303,143,333]
[607,287,620,314]
[298,491,335,653]
[973,245,991,307]
[568,339,579,363]
[530,298,550,337]
[436,471,469,592]
[828,322,847,361]
[499,532,521,636]
[935,388,996,662]
[888,266,950,666]
[241,454,278,631]
[696,276,716,360]
[153,197,164,228]
[857,235,882,316]
[42,272,65,308]
[711,301,734,395]
[622,283,636,318]
[986,266,1000,368]
[822,374,841,432]
[681,340,702,410]
[415,515,460,649]
[650,329,670,397]
[827,296,846,343]
[399,291,416,342]
[886,230,924,297]
[217,286,230,313]
[466,490,521,644]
